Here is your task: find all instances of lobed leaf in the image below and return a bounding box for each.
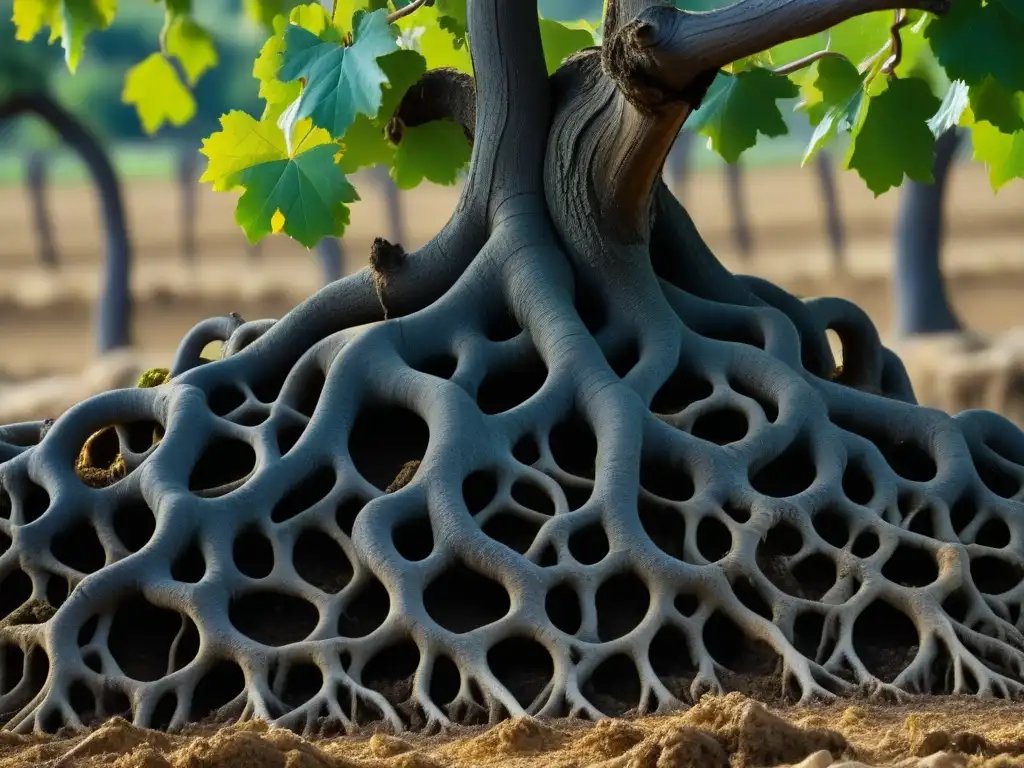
[200,111,357,247]
[121,52,196,135]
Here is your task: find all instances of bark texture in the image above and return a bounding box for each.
[2,0,1020,739]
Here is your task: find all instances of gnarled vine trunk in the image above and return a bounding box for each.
[24,150,59,269]
[5,0,1022,740]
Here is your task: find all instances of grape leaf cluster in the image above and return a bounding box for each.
[688,4,1024,194]
[9,0,1024,249]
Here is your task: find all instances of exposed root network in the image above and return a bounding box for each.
[1,178,1023,735]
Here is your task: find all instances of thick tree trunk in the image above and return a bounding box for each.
[178,146,199,263]
[24,150,59,269]
[892,127,964,336]
[815,150,846,271]
[1,92,132,353]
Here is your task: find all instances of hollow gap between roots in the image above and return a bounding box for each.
[293,368,327,419]
[596,571,650,642]
[881,545,939,588]
[188,438,256,494]
[51,519,106,574]
[842,458,875,506]
[546,582,582,635]
[513,436,541,466]
[109,595,199,681]
[363,638,419,716]
[853,600,918,683]
[229,591,319,647]
[650,624,698,702]
[488,636,554,709]
[640,454,695,502]
[112,498,156,553]
[607,340,641,379]
[424,561,510,633]
[277,422,306,457]
[233,525,275,579]
[172,537,206,583]
[581,654,641,716]
[750,436,817,498]
[549,412,597,479]
[511,480,555,515]
[568,522,609,565]
[639,497,687,563]
[704,611,784,702]
[349,406,429,492]
[477,353,548,415]
[970,555,1024,595]
[207,385,246,417]
[691,408,749,446]
[463,470,498,514]
[976,516,1012,548]
[413,353,459,380]
[830,415,937,482]
[651,363,714,416]
[393,513,434,561]
[45,575,68,608]
[696,516,732,562]
[21,482,50,524]
[294,528,353,593]
[272,465,337,523]
[151,692,177,730]
[337,577,390,638]
[430,655,461,708]
[480,510,542,554]
[191,660,245,723]
[813,509,850,548]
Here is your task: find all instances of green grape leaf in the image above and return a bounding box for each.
[338,115,393,173]
[254,15,301,115]
[278,9,398,141]
[846,76,940,195]
[200,111,357,247]
[164,15,218,86]
[970,77,1024,134]
[392,119,471,189]
[122,53,196,134]
[689,68,798,164]
[395,4,472,73]
[12,0,117,72]
[925,0,1024,92]
[244,0,304,31]
[436,0,467,45]
[970,120,1024,189]
[377,49,428,124]
[927,79,968,137]
[800,56,865,163]
[538,17,595,74]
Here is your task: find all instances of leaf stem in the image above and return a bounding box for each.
[770,49,846,76]
[386,0,432,24]
[881,9,909,74]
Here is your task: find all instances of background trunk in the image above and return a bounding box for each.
[815,150,846,272]
[892,127,964,336]
[178,146,199,263]
[25,150,58,269]
[316,237,344,285]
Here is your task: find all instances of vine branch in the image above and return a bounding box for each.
[771,49,846,76]
[385,0,433,25]
[624,0,950,93]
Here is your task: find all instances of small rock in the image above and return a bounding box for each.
[917,752,967,768]
[793,750,835,768]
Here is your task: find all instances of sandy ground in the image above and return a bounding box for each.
[2,693,1024,767]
